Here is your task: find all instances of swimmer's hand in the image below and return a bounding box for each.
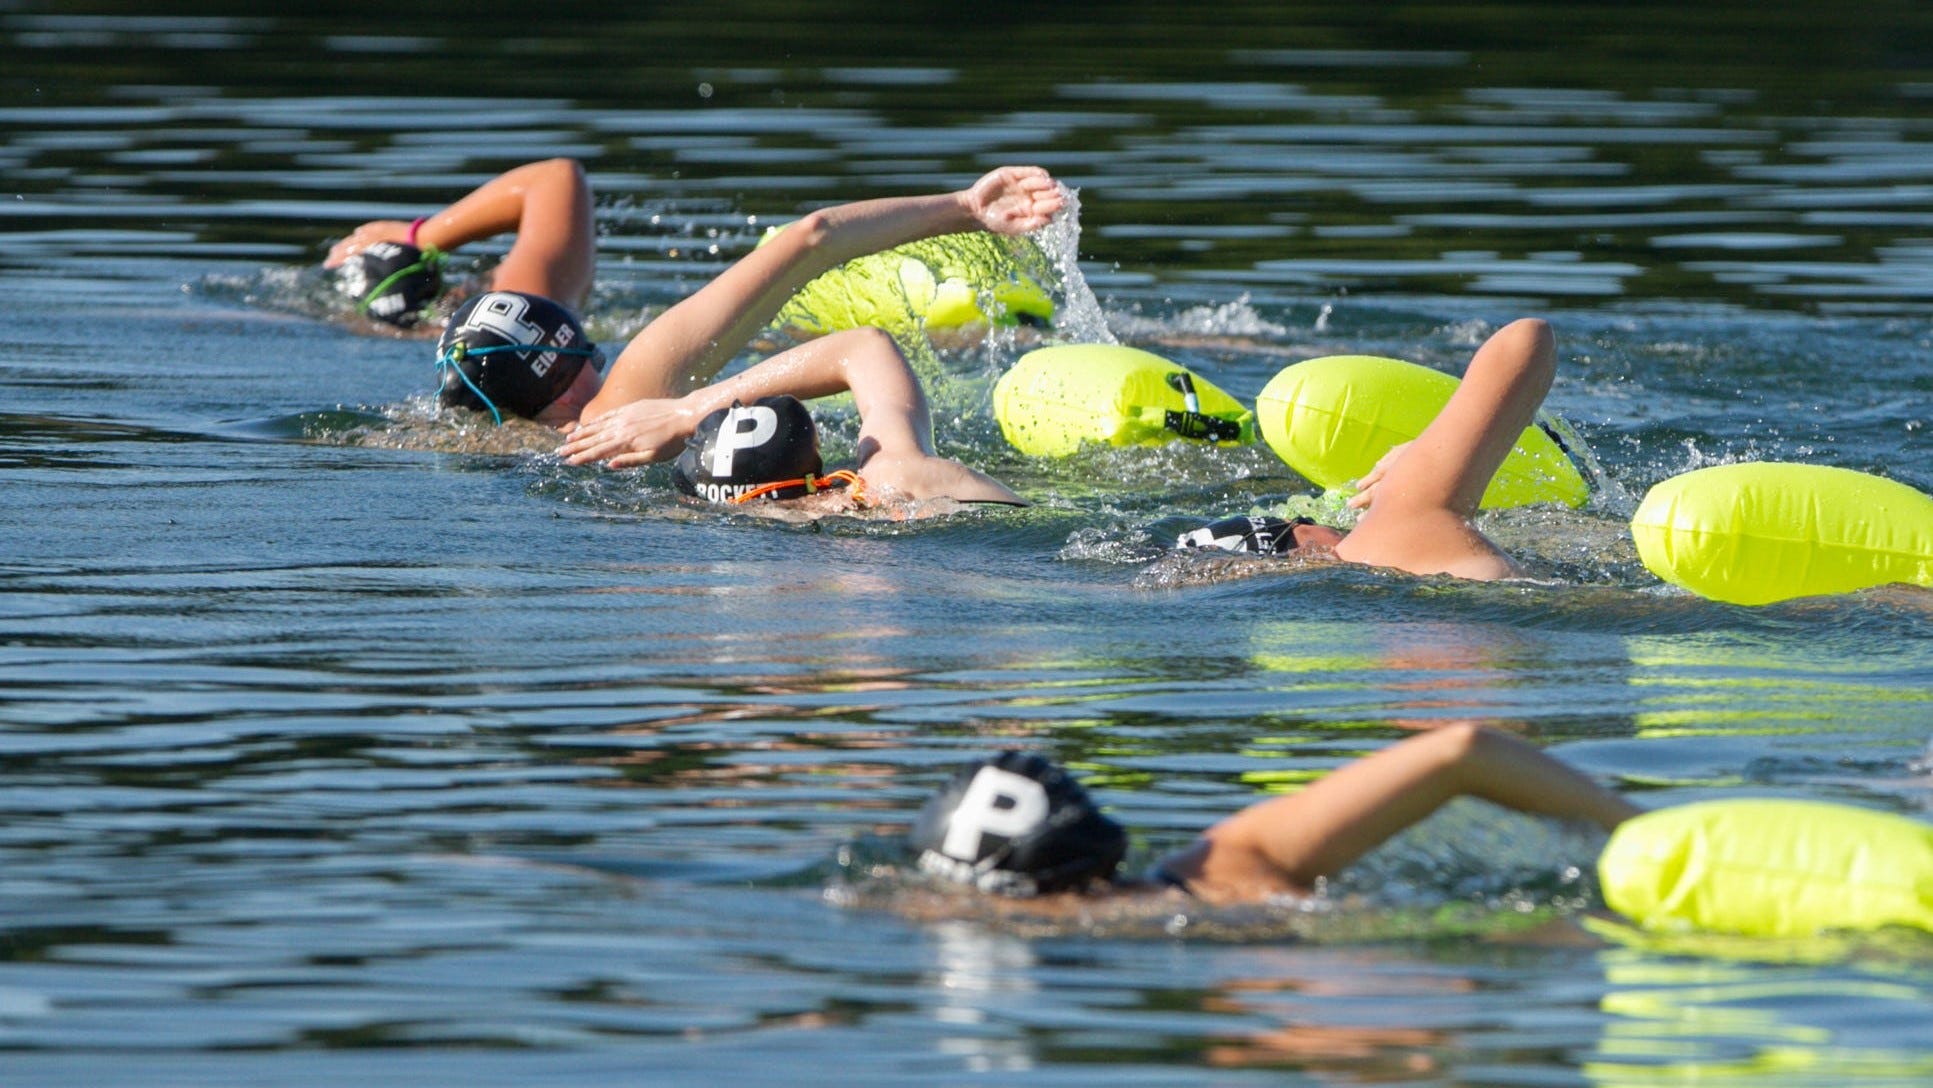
[961,166,1065,236]
[1346,441,1412,510]
[324,221,415,268]
[557,397,695,468]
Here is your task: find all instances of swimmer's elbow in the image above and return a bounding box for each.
[1433,722,1540,793]
[787,209,835,252]
[521,157,588,194]
[1431,721,1492,764]
[1505,316,1552,341]
[1503,318,1556,371]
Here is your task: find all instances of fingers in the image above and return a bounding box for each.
[560,434,659,469]
[322,237,364,268]
[1348,440,1412,508]
[560,439,616,466]
[1349,464,1388,506]
[564,445,622,467]
[556,424,614,465]
[1020,179,1065,224]
[557,415,671,467]
[980,165,1050,190]
[324,221,412,268]
[969,166,1066,234]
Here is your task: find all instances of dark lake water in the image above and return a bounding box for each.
[2,1,1930,1084]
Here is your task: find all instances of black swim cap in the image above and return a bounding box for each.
[909,751,1127,897]
[672,396,823,503]
[1176,515,1313,555]
[435,291,597,421]
[339,241,443,328]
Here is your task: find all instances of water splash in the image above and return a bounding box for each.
[300,397,560,456]
[1109,295,1290,342]
[1032,184,1117,346]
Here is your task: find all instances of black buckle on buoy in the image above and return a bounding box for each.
[1164,410,1243,442]
[1163,371,1239,440]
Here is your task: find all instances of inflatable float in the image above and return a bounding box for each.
[992,344,1254,456]
[1631,462,1933,606]
[1254,354,1590,509]
[762,226,1055,339]
[1600,799,1933,937]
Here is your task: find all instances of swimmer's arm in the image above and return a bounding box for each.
[832,337,1025,503]
[580,166,1064,416]
[324,158,595,311]
[1358,319,1556,520]
[1173,723,1638,898]
[562,327,911,467]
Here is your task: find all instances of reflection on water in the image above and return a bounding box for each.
[1626,634,1932,749]
[1,1,1931,1085]
[1586,948,1933,1086]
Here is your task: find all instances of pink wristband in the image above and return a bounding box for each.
[407,217,428,247]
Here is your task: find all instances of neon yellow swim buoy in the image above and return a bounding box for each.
[1254,355,1590,509]
[761,226,1055,339]
[992,344,1255,457]
[1600,799,1933,937]
[1630,462,1933,606]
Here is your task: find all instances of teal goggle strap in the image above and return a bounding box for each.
[434,341,599,426]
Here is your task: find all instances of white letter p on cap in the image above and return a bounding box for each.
[941,766,1049,861]
[707,405,778,478]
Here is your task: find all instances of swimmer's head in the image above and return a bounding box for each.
[672,396,824,504]
[909,751,1128,897]
[1176,514,1315,555]
[338,241,443,328]
[435,291,601,423]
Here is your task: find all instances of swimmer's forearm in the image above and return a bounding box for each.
[408,158,584,254]
[788,191,981,270]
[758,165,1060,286]
[1428,318,1557,516]
[675,351,851,420]
[670,330,910,426]
[1450,726,1641,831]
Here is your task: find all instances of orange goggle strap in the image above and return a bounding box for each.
[728,469,862,505]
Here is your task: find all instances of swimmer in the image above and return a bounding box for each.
[1178,318,1558,580]
[913,722,1638,904]
[555,165,1064,508]
[324,157,595,329]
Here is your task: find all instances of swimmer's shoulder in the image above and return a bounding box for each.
[856,452,1025,507]
[1332,505,1520,580]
